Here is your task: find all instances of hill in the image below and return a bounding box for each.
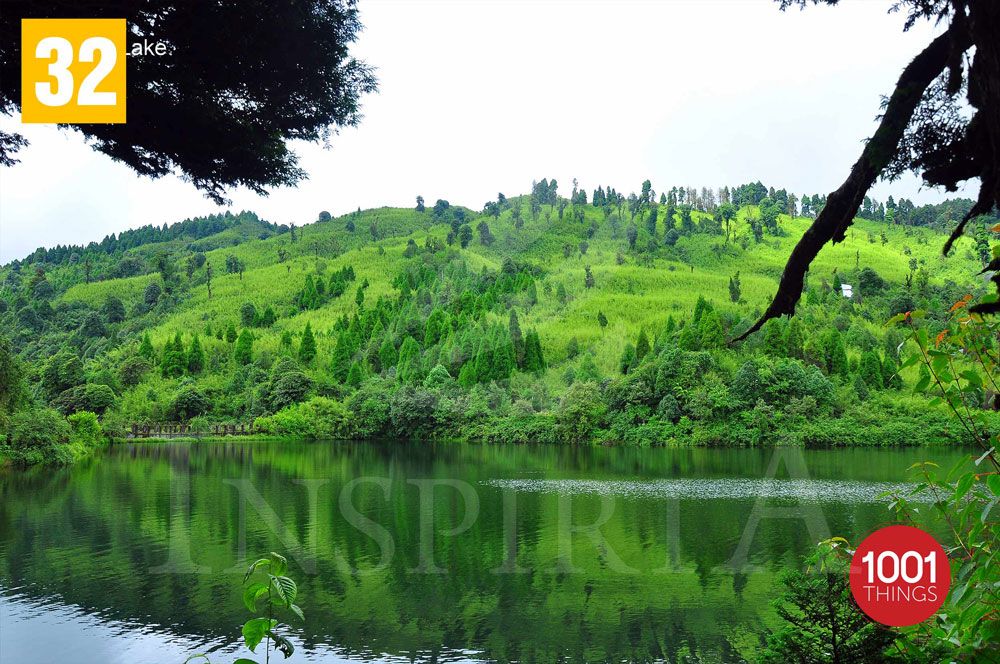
[1,183,997,463]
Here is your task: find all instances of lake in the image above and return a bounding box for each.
[0,441,969,663]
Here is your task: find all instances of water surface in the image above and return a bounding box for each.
[0,441,970,663]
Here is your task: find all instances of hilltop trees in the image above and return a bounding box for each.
[744,0,1000,338]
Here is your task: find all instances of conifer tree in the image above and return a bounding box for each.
[225,324,238,343]
[759,555,899,664]
[699,311,725,349]
[509,310,525,368]
[620,344,637,374]
[379,337,398,370]
[635,329,651,362]
[346,360,364,387]
[397,336,422,384]
[785,317,805,359]
[161,332,186,378]
[824,329,849,377]
[332,331,353,380]
[728,272,742,303]
[762,318,786,356]
[859,351,883,389]
[298,322,317,364]
[882,355,903,390]
[139,332,155,360]
[234,329,254,365]
[187,335,204,374]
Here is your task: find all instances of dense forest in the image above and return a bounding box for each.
[1,179,998,464]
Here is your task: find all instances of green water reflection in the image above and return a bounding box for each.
[0,441,970,663]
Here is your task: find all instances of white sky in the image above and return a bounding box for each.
[0,0,981,263]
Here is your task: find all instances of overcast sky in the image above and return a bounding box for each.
[0,0,980,264]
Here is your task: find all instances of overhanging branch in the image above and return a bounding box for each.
[736,23,972,341]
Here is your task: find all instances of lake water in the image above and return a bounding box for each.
[0,441,969,663]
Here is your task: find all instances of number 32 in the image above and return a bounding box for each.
[35,36,117,107]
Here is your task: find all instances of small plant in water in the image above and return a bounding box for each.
[185,552,304,664]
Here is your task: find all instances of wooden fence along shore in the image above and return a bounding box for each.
[127,423,258,439]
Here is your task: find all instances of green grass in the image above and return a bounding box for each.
[54,199,981,388]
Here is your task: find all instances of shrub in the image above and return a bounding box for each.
[119,356,151,387]
[10,408,70,449]
[170,385,211,420]
[555,381,606,443]
[254,397,351,439]
[68,411,103,447]
[346,379,394,438]
[54,383,117,415]
[389,386,439,438]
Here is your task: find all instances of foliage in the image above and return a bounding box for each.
[879,301,1000,662]
[758,542,901,664]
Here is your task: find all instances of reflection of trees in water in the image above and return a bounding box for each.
[0,443,965,663]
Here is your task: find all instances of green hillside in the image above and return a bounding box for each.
[1,186,997,464]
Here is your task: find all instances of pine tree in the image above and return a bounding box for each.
[759,555,900,664]
[597,311,608,329]
[458,361,477,388]
[635,329,651,362]
[619,344,637,374]
[298,322,317,363]
[825,329,849,377]
[655,316,677,352]
[161,332,186,378]
[728,272,742,303]
[225,324,237,343]
[346,360,364,387]
[859,351,883,389]
[692,296,711,324]
[234,330,254,365]
[584,266,595,289]
[332,331,353,380]
[397,336,422,384]
[762,318,786,356]
[187,334,204,374]
[699,311,725,349]
[678,322,699,351]
[424,308,447,347]
[139,332,155,360]
[509,310,525,368]
[379,337,398,370]
[882,354,903,390]
[299,274,319,309]
[523,330,545,372]
[785,318,805,359]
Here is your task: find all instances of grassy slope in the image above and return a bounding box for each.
[55,199,981,405]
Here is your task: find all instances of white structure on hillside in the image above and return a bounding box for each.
[841,284,854,298]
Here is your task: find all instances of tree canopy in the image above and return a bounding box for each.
[0,0,377,203]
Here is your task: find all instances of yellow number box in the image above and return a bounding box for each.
[21,18,126,124]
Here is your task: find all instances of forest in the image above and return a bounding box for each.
[1,179,998,465]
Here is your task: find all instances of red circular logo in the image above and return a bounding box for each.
[849,525,950,626]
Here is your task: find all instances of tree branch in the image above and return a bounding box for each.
[736,23,972,341]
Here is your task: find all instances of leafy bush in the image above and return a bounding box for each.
[68,411,103,447]
[54,383,117,415]
[555,382,606,443]
[254,397,351,439]
[171,385,211,420]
